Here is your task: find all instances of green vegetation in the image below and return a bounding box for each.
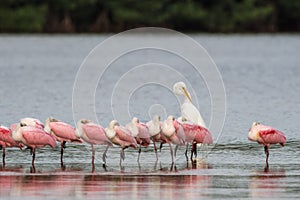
[0,0,299,33]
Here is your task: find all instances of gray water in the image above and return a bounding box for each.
[0,34,299,199]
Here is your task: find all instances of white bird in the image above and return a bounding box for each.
[173,81,208,159]
[173,82,206,127]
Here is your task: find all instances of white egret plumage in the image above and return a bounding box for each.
[173,81,209,160]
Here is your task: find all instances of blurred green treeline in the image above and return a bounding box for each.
[0,0,299,33]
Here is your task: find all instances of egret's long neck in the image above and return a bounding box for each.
[183,97,191,104]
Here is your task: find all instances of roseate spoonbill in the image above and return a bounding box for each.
[20,117,44,129]
[76,119,112,165]
[181,121,213,160]
[161,115,185,163]
[126,117,151,162]
[44,117,82,164]
[248,122,286,167]
[105,120,137,166]
[0,125,23,166]
[11,123,56,166]
[146,115,167,160]
[173,81,208,158]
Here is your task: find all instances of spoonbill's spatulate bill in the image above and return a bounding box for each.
[248,122,286,166]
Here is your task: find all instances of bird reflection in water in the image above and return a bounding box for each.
[249,167,286,198]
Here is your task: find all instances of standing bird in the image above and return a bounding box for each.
[0,125,23,166]
[76,119,112,166]
[11,123,56,166]
[181,121,213,160]
[105,120,137,166]
[44,117,82,164]
[173,81,208,159]
[161,115,185,163]
[248,122,286,168]
[126,117,151,162]
[146,115,167,161]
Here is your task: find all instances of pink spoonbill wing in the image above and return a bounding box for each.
[22,127,56,148]
[49,122,80,142]
[182,123,213,144]
[82,123,111,145]
[115,126,137,148]
[259,129,286,146]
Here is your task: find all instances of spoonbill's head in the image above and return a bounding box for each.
[46,117,59,123]
[153,115,160,122]
[80,119,91,124]
[252,122,261,127]
[166,115,175,122]
[132,117,139,124]
[173,81,192,102]
[20,117,44,129]
[109,120,120,129]
[248,122,261,141]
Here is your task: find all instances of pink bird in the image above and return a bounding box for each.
[105,120,137,166]
[146,115,167,161]
[45,117,83,164]
[161,115,186,163]
[126,117,151,162]
[181,121,213,160]
[11,123,56,166]
[248,122,286,167]
[0,125,23,166]
[20,117,44,129]
[76,119,112,166]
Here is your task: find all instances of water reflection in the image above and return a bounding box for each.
[0,173,212,199]
[249,167,286,198]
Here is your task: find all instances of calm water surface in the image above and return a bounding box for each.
[0,34,299,199]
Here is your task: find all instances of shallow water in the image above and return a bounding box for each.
[0,34,299,199]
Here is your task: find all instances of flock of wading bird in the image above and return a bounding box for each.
[0,82,286,169]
